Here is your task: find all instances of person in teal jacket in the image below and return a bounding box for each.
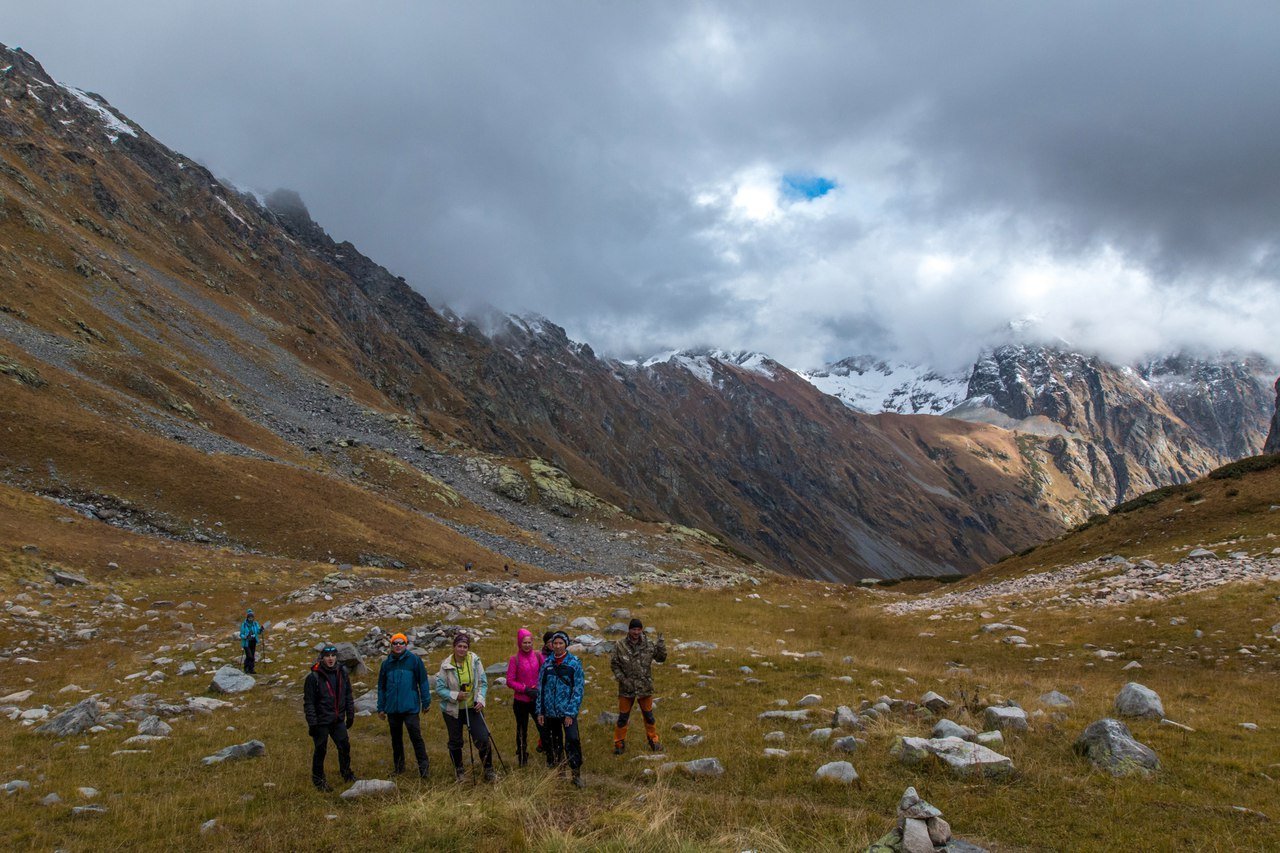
[239,609,264,674]
[377,632,433,778]
[536,631,586,787]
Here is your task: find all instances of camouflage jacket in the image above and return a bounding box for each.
[609,634,667,697]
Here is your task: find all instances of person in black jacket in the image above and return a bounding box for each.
[303,644,357,791]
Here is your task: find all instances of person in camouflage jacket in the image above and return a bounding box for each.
[609,618,666,753]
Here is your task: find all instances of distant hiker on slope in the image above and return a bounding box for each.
[435,632,495,782]
[536,631,586,787]
[506,628,545,767]
[609,618,666,754]
[377,632,432,778]
[239,609,265,674]
[303,644,357,791]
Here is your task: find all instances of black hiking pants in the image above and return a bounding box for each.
[512,698,542,765]
[387,711,429,776]
[243,639,257,673]
[310,720,352,785]
[542,716,582,770]
[443,708,492,771]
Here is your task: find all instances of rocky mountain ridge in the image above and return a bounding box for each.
[0,43,1274,583]
[805,346,1276,506]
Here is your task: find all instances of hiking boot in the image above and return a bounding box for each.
[613,742,626,755]
[647,739,664,753]
[571,769,585,789]
[417,760,430,779]
[390,766,405,777]
[313,778,332,792]
[483,768,497,783]
[341,772,358,783]
[454,767,467,783]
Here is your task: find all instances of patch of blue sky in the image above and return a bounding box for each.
[780,173,837,201]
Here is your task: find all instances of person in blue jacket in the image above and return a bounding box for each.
[536,631,586,788]
[239,609,265,674]
[377,632,432,778]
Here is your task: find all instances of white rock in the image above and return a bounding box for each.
[340,779,397,799]
[796,694,822,707]
[814,761,858,784]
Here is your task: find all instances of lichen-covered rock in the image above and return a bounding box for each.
[1074,718,1160,776]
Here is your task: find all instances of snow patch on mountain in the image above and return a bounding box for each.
[802,356,970,414]
[640,349,781,386]
[62,85,136,142]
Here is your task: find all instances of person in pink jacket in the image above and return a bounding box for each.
[506,628,545,767]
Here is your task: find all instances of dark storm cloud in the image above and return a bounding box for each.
[8,2,1280,368]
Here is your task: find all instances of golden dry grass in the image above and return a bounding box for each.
[1,543,1277,852]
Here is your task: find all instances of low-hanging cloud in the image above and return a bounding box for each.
[10,1,1280,371]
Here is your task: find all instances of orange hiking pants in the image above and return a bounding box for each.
[614,695,657,746]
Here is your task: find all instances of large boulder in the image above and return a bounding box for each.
[312,642,369,676]
[1114,683,1164,719]
[209,666,255,694]
[35,697,100,736]
[354,689,378,714]
[201,740,266,766]
[891,736,1015,780]
[1074,718,1160,776]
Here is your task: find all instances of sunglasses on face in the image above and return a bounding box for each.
[391,641,406,646]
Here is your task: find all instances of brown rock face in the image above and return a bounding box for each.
[1265,378,1280,455]
[961,346,1274,505]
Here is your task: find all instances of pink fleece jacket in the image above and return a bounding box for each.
[506,628,544,703]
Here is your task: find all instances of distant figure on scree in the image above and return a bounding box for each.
[239,609,264,674]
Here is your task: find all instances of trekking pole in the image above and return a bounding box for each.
[464,706,476,778]
[474,709,509,773]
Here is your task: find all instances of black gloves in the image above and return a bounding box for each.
[345,715,355,729]
[308,724,321,738]
[525,687,539,703]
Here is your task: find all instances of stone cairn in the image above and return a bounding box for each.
[866,787,989,853]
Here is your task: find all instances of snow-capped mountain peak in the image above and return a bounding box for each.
[801,356,970,414]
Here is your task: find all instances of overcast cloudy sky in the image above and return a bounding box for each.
[9,3,1280,370]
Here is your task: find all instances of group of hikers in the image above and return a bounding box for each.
[298,614,667,792]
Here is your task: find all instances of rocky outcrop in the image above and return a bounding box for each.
[1265,377,1280,454]
[958,345,1274,504]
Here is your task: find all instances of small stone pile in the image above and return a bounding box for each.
[866,787,989,852]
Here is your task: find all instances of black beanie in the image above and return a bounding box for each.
[628,618,644,629]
